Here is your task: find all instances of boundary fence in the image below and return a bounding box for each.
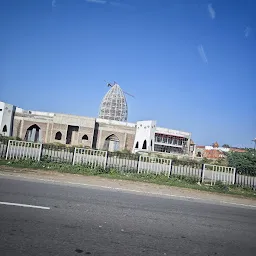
[202,164,236,185]
[0,139,255,188]
[138,156,172,177]
[73,148,107,169]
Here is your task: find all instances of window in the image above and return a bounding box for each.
[135,141,139,148]
[0,109,2,111]
[142,140,147,149]
[103,134,120,152]
[82,134,88,140]
[2,125,7,133]
[24,124,41,142]
[55,131,62,140]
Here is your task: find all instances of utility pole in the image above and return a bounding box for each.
[252,138,256,152]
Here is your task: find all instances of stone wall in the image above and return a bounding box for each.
[50,123,68,144]
[21,120,49,143]
[96,121,136,151]
[125,133,136,151]
[77,126,95,148]
[12,112,136,150]
[12,118,22,138]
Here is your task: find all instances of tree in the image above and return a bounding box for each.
[222,144,230,148]
[227,151,256,176]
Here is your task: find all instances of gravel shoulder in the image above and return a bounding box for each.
[0,166,255,208]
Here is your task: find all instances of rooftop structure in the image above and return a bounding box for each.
[98,83,128,122]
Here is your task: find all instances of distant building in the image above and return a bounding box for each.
[204,149,225,159]
[195,142,246,160]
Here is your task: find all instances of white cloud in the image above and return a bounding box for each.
[52,0,56,8]
[244,26,251,38]
[86,0,107,4]
[197,45,208,64]
[208,3,215,20]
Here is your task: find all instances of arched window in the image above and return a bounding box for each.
[142,140,147,150]
[2,125,7,133]
[24,124,41,142]
[82,134,88,140]
[103,134,120,152]
[135,141,139,148]
[55,131,62,140]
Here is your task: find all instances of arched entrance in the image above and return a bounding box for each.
[2,125,7,136]
[142,140,147,150]
[25,124,41,143]
[103,134,120,152]
[55,131,62,140]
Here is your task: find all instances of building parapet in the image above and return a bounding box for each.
[96,118,136,128]
[156,127,191,138]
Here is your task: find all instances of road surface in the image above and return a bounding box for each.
[0,176,255,256]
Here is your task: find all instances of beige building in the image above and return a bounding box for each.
[9,106,136,152]
[0,83,195,156]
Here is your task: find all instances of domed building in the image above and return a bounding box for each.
[213,142,219,148]
[98,82,128,122]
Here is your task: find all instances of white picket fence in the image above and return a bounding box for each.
[4,139,253,187]
[72,147,107,169]
[171,165,202,178]
[138,155,172,177]
[202,164,236,185]
[6,140,42,161]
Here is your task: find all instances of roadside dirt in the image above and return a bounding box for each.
[0,166,255,207]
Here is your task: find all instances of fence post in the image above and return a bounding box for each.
[5,140,11,160]
[168,160,172,178]
[232,168,236,185]
[104,151,108,170]
[137,155,142,174]
[168,159,172,178]
[136,155,139,173]
[38,143,43,161]
[201,164,205,183]
[72,147,76,165]
[3,139,9,159]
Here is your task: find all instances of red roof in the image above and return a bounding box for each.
[204,149,225,159]
[229,148,246,153]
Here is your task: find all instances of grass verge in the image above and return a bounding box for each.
[0,159,255,198]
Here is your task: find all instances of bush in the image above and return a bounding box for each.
[227,151,256,176]
[0,135,22,142]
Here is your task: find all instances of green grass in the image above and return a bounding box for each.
[0,159,255,198]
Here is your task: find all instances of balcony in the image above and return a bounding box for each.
[154,134,187,148]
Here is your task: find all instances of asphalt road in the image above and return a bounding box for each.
[0,177,255,256]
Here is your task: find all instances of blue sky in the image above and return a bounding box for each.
[0,0,255,148]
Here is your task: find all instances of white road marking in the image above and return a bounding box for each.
[0,172,255,209]
[219,201,256,208]
[0,201,50,210]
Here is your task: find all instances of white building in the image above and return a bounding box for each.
[132,120,192,155]
[0,101,16,137]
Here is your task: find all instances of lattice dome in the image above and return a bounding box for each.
[99,83,128,122]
